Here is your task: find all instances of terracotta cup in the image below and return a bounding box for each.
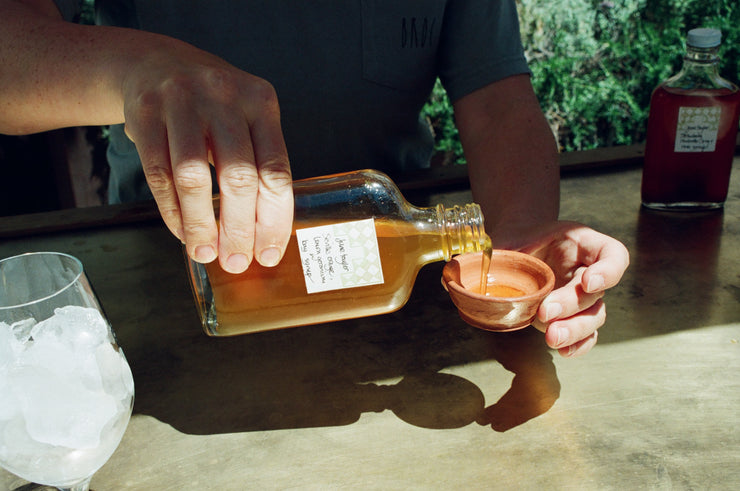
[442,250,555,332]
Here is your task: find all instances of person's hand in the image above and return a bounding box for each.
[518,221,630,357]
[120,38,293,274]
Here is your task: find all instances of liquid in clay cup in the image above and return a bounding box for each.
[442,250,555,332]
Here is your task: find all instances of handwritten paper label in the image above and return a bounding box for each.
[674,106,721,152]
[296,218,384,294]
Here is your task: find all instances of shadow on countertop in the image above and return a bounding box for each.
[125,265,560,436]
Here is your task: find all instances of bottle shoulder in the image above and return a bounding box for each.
[293,169,412,218]
[661,63,738,92]
[655,82,740,98]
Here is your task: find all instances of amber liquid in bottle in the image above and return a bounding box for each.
[186,169,491,336]
[205,221,480,335]
[642,86,740,207]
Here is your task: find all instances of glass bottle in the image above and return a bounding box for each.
[186,169,492,336]
[641,28,740,210]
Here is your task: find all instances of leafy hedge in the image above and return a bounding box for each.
[83,0,739,161]
[424,0,740,162]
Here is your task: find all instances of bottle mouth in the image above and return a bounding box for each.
[437,204,490,261]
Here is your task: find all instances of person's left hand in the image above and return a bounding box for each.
[517,221,630,357]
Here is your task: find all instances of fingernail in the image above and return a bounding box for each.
[587,274,605,293]
[194,245,217,263]
[545,302,562,322]
[555,327,568,348]
[225,253,249,274]
[259,247,282,267]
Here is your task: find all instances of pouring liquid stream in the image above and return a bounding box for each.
[480,247,491,295]
[478,246,526,298]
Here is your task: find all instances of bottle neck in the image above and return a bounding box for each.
[666,44,736,92]
[682,44,721,79]
[685,44,720,64]
[435,203,491,261]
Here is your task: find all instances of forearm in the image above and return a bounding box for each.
[0,0,172,134]
[468,114,560,249]
[454,74,560,249]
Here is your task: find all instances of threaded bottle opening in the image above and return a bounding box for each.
[685,29,721,64]
[436,203,490,261]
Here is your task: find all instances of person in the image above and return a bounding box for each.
[0,0,629,357]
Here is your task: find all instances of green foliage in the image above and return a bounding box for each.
[521,0,740,152]
[79,0,95,25]
[423,0,740,159]
[422,79,465,164]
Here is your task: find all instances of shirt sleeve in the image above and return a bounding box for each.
[51,0,81,22]
[437,0,530,102]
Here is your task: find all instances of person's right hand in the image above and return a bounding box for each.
[120,39,294,274]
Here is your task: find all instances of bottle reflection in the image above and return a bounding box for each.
[632,208,724,333]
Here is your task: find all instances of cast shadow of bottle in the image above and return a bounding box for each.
[385,328,560,433]
[128,266,559,435]
[130,323,559,435]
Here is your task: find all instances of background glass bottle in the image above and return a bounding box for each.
[641,28,740,210]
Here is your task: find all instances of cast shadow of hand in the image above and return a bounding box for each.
[472,328,561,432]
[130,314,559,434]
[381,327,560,432]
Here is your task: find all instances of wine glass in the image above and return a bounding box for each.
[0,252,134,491]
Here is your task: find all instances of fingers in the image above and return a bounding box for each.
[253,163,293,266]
[213,80,293,272]
[209,113,259,273]
[557,328,599,358]
[581,236,630,294]
[533,266,606,357]
[124,60,292,274]
[125,76,219,264]
[126,118,186,242]
[211,116,293,272]
[536,266,603,325]
[245,84,293,267]
[547,299,605,354]
[165,100,219,264]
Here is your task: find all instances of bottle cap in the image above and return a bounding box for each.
[687,28,722,48]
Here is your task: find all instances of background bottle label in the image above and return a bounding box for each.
[296,218,384,294]
[674,106,721,152]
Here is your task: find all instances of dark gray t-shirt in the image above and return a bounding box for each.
[54,0,530,203]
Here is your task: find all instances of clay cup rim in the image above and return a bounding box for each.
[441,250,556,331]
[442,250,555,301]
